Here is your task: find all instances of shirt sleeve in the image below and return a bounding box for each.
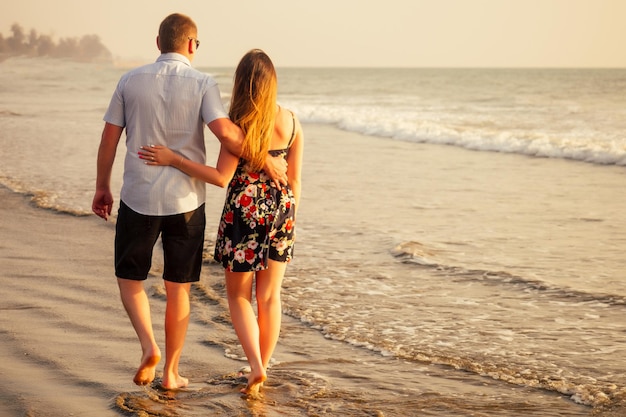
[201,83,229,124]
[103,78,126,127]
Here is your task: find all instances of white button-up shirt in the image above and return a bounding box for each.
[104,53,228,215]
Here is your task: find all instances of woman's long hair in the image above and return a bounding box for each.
[229,49,277,171]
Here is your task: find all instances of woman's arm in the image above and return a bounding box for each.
[138,144,238,188]
[285,116,304,215]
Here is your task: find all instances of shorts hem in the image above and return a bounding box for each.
[115,273,148,281]
[163,275,201,284]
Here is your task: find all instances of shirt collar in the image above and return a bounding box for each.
[156,52,192,67]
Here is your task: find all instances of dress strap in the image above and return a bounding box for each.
[287,110,296,148]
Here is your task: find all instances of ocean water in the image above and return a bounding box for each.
[1,57,626,415]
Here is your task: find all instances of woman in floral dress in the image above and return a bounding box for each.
[139,49,303,396]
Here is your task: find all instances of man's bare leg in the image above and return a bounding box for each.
[117,278,161,385]
[161,280,191,390]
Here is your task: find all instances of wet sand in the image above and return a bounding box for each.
[0,124,594,416]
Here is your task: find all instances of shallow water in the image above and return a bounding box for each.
[274,127,626,414]
[112,265,594,417]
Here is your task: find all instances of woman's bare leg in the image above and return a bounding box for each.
[225,270,266,393]
[255,260,286,370]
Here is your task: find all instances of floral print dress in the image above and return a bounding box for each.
[214,120,296,272]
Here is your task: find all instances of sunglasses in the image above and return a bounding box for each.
[188,37,200,49]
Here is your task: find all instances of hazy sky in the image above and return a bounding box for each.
[2,0,625,68]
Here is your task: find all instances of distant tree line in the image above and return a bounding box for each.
[0,23,112,62]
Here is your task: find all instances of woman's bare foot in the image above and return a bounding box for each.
[240,368,267,397]
[161,373,189,390]
[134,349,161,386]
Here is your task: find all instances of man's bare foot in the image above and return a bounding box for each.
[240,368,267,397]
[161,373,189,390]
[133,350,161,386]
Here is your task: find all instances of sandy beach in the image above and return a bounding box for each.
[1,123,611,416]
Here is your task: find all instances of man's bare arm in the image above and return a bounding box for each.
[207,118,287,187]
[92,122,123,220]
[208,118,243,156]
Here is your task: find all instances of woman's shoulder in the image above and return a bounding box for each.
[277,105,296,122]
[280,107,303,132]
[273,107,297,144]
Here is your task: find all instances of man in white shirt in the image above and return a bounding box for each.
[92,13,286,390]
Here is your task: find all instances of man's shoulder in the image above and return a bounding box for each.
[118,61,159,79]
[118,57,217,89]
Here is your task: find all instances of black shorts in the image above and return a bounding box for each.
[115,201,206,283]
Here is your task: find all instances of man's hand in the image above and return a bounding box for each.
[264,155,288,188]
[92,188,114,221]
[93,122,123,221]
